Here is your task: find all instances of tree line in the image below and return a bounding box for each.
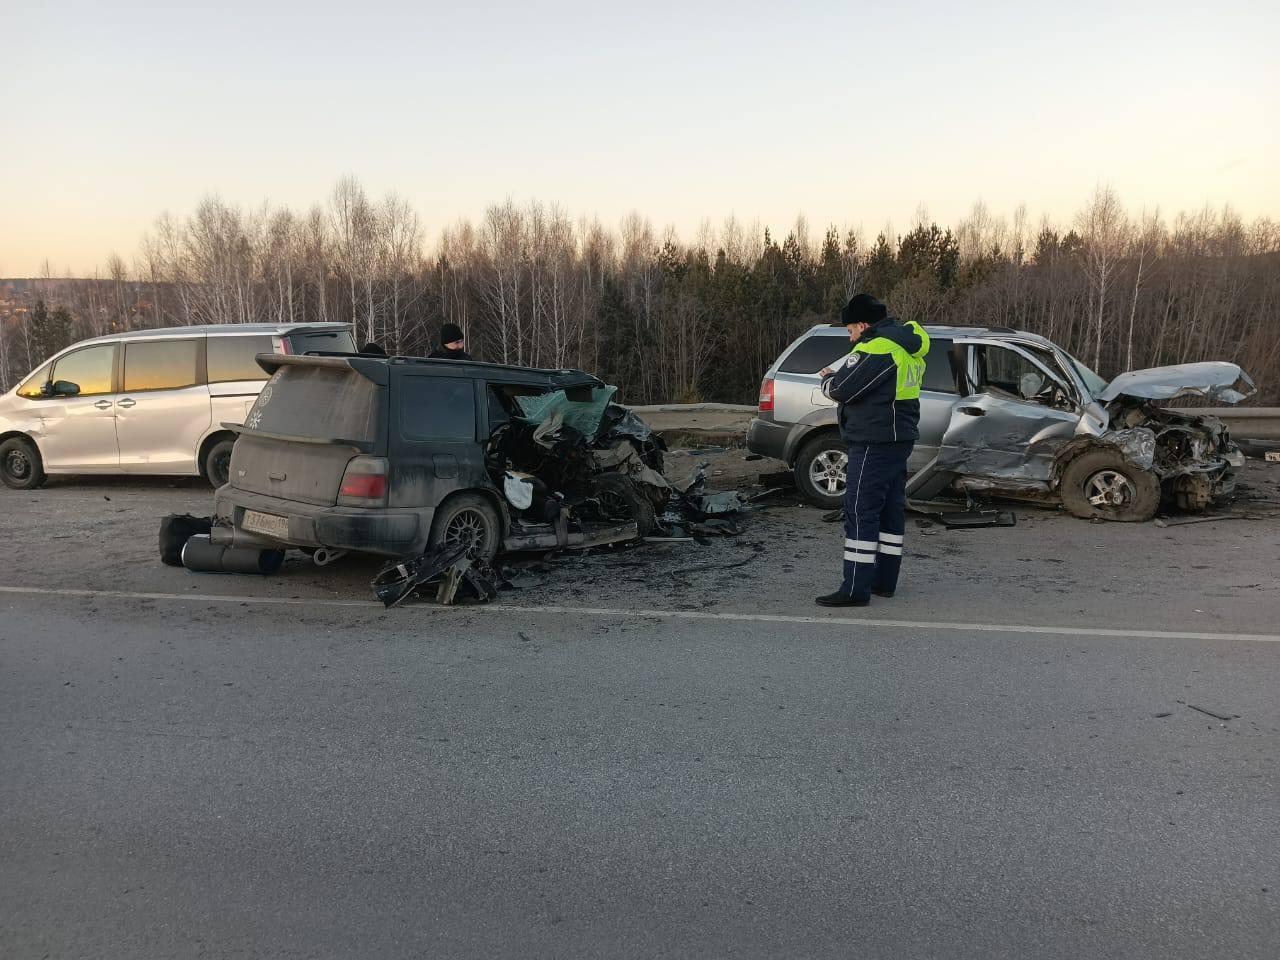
[3,179,1277,404]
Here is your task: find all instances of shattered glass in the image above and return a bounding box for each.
[515,386,619,437]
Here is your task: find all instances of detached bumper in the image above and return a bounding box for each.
[746,417,790,462]
[214,487,428,556]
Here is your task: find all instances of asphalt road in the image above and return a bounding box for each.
[3,457,1279,958]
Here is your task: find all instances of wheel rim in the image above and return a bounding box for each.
[443,508,490,559]
[809,449,848,496]
[1084,469,1136,509]
[4,449,30,480]
[211,451,231,485]
[595,488,633,521]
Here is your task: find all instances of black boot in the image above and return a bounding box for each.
[871,587,895,598]
[815,590,870,608]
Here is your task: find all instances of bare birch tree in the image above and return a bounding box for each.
[1076,184,1129,368]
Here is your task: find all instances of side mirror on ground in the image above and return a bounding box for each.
[47,380,81,397]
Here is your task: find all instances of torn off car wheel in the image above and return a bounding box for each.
[581,474,655,538]
[1058,450,1161,522]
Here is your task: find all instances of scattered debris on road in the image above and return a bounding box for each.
[1187,703,1237,721]
[372,542,498,608]
[159,514,212,566]
[181,535,285,574]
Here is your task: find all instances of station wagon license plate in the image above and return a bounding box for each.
[243,510,290,540]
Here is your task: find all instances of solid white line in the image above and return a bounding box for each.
[0,585,370,608]
[0,585,1276,643]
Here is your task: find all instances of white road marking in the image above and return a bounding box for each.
[1,584,1277,643]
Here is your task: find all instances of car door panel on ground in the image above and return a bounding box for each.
[36,343,121,471]
[114,338,212,473]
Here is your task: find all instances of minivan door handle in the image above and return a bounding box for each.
[117,398,136,409]
[94,399,113,410]
[956,406,985,416]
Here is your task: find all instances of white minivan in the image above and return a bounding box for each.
[0,323,355,489]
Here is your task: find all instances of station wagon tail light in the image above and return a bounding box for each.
[338,456,388,506]
[758,377,775,412]
[276,337,291,355]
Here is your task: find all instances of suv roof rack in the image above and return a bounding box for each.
[926,324,1020,333]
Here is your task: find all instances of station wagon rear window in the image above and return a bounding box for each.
[286,330,357,355]
[246,364,379,442]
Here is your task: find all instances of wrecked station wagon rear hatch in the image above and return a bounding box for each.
[229,355,384,506]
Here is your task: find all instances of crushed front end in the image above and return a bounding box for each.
[1102,402,1245,511]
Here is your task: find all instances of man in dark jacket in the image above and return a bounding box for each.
[815,294,930,607]
[428,323,473,361]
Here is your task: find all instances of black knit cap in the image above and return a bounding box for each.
[441,322,465,345]
[838,293,887,327]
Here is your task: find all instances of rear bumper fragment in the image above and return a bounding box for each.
[746,417,789,462]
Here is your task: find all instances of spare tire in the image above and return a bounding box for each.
[1058,449,1161,522]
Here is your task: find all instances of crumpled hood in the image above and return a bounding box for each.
[1096,362,1256,405]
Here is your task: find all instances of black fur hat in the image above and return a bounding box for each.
[838,293,887,326]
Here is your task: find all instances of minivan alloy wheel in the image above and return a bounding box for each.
[809,449,848,496]
[210,449,232,486]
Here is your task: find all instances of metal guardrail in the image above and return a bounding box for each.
[1181,408,1280,441]
[633,404,1280,440]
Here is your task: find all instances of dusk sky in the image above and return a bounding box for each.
[3,0,1277,276]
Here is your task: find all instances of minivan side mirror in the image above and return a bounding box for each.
[44,380,81,397]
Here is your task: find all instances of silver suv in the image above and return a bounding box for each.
[747,324,1251,522]
[0,323,355,490]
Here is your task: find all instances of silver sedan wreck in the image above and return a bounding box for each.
[748,324,1256,522]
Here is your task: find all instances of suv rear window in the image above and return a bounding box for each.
[778,335,850,374]
[247,364,379,442]
[398,376,476,442]
[286,330,357,355]
[208,335,273,382]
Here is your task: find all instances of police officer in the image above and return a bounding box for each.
[816,294,930,607]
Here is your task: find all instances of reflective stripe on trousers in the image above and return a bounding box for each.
[840,440,912,600]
